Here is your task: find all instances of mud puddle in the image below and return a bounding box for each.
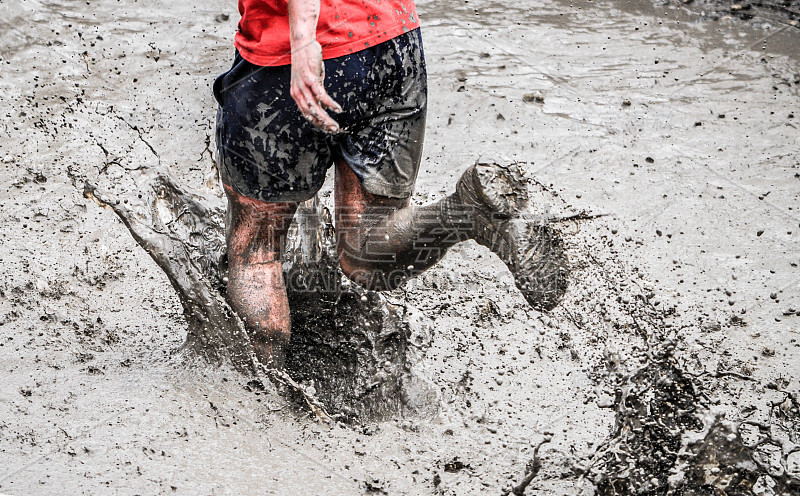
[1,0,799,493]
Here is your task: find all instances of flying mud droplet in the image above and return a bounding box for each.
[522,91,545,104]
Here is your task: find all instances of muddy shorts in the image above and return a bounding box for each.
[213,28,427,202]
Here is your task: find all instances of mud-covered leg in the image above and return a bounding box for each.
[334,159,569,312]
[334,159,470,291]
[224,184,298,368]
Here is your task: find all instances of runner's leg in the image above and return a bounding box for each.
[224,184,298,368]
[335,158,569,310]
[334,159,470,291]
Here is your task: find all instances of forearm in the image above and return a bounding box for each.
[288,0,321,49]
[287,0,341,133]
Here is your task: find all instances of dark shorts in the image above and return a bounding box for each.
[213,28,427,202]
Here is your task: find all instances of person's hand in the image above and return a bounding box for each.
[290,40,342,133]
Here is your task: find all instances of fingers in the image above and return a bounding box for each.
[288,41,343,134]
[311,81,343,114]
[312,62,342,114]
[302,86,339,133]
[291,78,342,134]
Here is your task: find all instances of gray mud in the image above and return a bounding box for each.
[1,0,799,494]
[668,0,800,29]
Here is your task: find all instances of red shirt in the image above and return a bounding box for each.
[235,0,421,67]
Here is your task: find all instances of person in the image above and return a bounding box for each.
[213,0,569,367]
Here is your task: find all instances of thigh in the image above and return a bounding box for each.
[214,52,333,203]
[331,29,428,200]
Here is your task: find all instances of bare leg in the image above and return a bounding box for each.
[224,184,298,368]
[335,159,470,290]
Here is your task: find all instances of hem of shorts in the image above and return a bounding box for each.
[240,187,323,203]
[219,173,324,203]
[360,176,415,199]
[235,25,420,67]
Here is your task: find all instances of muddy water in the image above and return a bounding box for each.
[0,0,798,494]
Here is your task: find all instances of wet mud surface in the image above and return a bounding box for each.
[672,0,800,28]
[1,0,799,494]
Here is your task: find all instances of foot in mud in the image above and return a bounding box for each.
[455,162,569,312]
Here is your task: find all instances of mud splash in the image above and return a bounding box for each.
[82,167,431,421]
[281,199,435,420]
[546,229,800,494]
[590,326,800,493]
[83,162,800,493]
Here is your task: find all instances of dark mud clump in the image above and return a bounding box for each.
[571,289,800,494]
[285,281,416,421]
[591,348,800,494]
